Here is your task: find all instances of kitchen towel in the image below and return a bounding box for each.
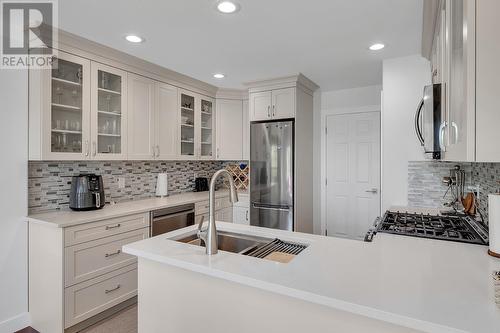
[488,194,500,257]
[155,173,168,197]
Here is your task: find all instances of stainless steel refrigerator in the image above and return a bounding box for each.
[250,120,294,231]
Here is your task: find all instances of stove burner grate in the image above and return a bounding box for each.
[375,211,487,245]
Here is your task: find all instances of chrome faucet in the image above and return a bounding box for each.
[197,169,238,255]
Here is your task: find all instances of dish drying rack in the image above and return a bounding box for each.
[223,163,249,191]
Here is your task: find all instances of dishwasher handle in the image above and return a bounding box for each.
[151,203,195,219]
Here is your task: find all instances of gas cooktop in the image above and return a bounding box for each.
[365,211,489,245]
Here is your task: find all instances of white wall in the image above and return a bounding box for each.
[0,70,29,332]
[381,55,431,211]
[321,85,382,111]
[315,85,382,235]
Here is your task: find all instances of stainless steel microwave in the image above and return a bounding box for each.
[414,83,443,159]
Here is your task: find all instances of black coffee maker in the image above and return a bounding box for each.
[194,177,209,192]
[69,174,105,210]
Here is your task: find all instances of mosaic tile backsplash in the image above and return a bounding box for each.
[28,160,246,214]
[408,161,500,224]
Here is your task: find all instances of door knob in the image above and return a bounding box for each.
[365,188,378,194]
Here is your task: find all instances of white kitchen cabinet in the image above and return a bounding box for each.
[215,207,233,222]
[216,99,243,160]
[29,213,149,333]
[91,62,128,160]
[242,99,250,160]
[29,51,91,160]
[272,88,296,119]
[127,74,156,160]
[179,90,215,160]
[441,0,475,162]
[249,91,272,121]
[233,206,249,225]
[156,82,179,159]
[249,88,296,121]
[475,0,500,162]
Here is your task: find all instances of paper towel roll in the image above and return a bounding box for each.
[488,194,500,257]
[156,173,168,197]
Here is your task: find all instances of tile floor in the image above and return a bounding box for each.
[79,304,137,333]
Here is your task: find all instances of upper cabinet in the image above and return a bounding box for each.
[29,51,91,160]
[179,90,215,160]
[216,99,243,160]
[127,73,155,160]
[475,0,500,162]
[441,0,476,162]
[91,63,128,160]
[249,88,296,121]
[242,100,249,160]
[427,0,475,162]
[156,83,179,160]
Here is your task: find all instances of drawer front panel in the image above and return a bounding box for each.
[64,264,137,328]
[216,196,232,210]
[65,228,148,287]
[65,213,150,246]
[195,200,210,215]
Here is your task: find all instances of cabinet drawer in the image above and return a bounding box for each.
[195,200,210,215]
[65,228,148,287]
[64,213,150,247]
[195,196,231,215]
[216,196,231,210]
[64,264,137,328]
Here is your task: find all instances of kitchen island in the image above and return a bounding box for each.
[123,222,500,333]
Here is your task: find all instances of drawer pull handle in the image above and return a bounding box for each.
[105,224,121,230]
[105,284,121,294]
[105,250,121,258]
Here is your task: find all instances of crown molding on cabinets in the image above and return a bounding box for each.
[216,89,248,100]
[421,0,443,60]
[244,73,319,96]
[56,29,218,98]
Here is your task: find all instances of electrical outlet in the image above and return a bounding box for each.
[118,177,126,189]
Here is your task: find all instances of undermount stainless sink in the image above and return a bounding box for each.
[174,231,272,255]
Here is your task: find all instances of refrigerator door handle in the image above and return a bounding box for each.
[252,203,292,212]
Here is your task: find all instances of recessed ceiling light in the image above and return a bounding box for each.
[369,43,385,51]
[216,1,240,14]
[125,35,144,43]
[213,73,225,79]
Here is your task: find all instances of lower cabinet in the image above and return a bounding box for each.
[29,212,150,333]
[64,263,138,328]
[195,195,232,222]
[233,206,250,225]
[233,193,250,225]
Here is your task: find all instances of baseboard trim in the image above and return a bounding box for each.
[0,312,31,333]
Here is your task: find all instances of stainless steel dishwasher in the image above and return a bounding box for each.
[150,203,195,237]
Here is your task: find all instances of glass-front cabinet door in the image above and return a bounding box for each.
[179,91,196,158]
[91,63,127,160]
[199,97,215,159]
[44,51,91,159]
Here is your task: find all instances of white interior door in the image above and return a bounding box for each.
[325,112,380,240]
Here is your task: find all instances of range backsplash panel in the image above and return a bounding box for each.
[408,161,500,224]
[28,160,246,214]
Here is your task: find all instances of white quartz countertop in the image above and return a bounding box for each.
[26,190,238,228]
[123,222,500,333]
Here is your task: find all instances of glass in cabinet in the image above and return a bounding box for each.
[180,92,196,156]
[91,63,127,159]
[41,51,91,159]
[200,98,214,159]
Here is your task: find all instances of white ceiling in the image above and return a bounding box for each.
[58,0,423,91]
